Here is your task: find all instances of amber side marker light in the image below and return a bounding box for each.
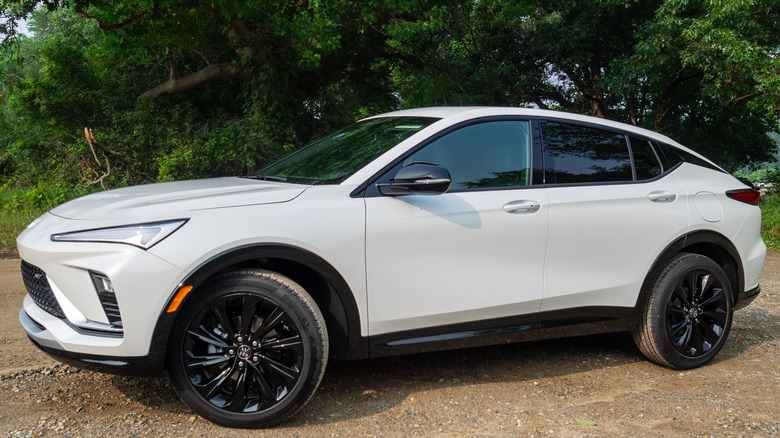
[167,285,193,313]
[726,188,761,206]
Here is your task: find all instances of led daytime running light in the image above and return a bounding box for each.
[51,219,187,249]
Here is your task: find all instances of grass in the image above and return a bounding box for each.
[0,208,46,258]
[760,193,780,251]
[0,186,62,259]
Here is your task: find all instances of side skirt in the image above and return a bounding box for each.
[368,307,639,358]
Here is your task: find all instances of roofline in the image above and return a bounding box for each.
[366,106,683,145]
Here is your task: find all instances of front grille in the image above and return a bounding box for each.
[21,260,65,318]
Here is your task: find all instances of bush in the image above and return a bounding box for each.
[761,192,780,251]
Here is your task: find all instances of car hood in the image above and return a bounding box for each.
[50,178,308,220]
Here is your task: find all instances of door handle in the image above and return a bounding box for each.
[503,200,541,213]
[647,191,678,203]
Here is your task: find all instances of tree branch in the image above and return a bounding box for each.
[75,9,149,31]
[138,63,251,100]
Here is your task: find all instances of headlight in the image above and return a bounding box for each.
[50,219,188,249]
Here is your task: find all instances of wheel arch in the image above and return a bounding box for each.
[150,244,369,364]
[637,230,745,312]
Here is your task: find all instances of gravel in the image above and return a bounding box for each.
[1,255,779,437]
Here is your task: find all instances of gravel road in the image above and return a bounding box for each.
[1,255,778,437]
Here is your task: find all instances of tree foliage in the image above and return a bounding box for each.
[1,0,778,201]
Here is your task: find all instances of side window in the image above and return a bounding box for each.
[541,121,632,184]
[655,142,684,170]
[403,120,531,190]
[630,137,663,179]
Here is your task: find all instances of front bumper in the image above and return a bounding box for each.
[20,307,165,376]
[17,212,186,358]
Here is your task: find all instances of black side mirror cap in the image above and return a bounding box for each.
[377,162,451,196]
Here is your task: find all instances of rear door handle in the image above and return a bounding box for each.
[647,191,678,203]
[503,200,541,213]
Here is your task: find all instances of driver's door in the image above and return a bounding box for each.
[364,120,548,337]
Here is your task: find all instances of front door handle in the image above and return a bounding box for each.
[503,200,541,213]
[648,191,678,203]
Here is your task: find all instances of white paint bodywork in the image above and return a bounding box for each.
[17,106,766,358]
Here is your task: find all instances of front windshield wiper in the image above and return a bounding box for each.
[241,174,288,182]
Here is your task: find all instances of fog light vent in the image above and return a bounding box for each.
[90,272,123,328]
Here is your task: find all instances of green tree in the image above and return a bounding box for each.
[387,0,780,169]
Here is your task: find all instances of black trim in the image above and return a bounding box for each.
[368,306,639,358]
[62,319,123,338]
[634,230,746,312]
[734,285,760,310]
[27,336,165,376]
[150,244,368,362]
[370,313,539,357]
[530,118,545,185]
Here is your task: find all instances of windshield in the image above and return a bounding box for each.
[256,116,438,184]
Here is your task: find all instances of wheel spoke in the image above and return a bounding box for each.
[697,318,721,346]
[185,351,231,369]
[688,322,705,355]
[262,355,300,385]
[226,366,249,412]
[241,295,262,337]
[187,325,232,349]
[688,272,701,301]
[700,307,728,325]
[262,335,303,354]
[668,318,688,338]
[673,283,692,309]
[254,306,286,339]
[201,364,235,399]
[700,287,725,307]
[696,273,711,300]
[248,362,279,405]
[210,302,236,340]
[674,324,693,350]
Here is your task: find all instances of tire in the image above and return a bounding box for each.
[634,253,733,369]
[167,269,328,428]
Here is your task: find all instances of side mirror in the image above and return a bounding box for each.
[377,162,451,196]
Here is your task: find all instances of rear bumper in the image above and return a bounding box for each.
[20,307,165,376]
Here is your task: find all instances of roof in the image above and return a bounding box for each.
[367,106,683,148]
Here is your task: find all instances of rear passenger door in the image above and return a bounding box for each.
[540,120,689,313]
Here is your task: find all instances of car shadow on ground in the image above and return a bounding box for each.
[109,306,780,426]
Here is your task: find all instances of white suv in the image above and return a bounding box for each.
[18,107,765,427]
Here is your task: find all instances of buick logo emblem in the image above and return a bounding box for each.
[237,345,252,360]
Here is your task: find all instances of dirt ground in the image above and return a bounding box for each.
[1,255,778,437]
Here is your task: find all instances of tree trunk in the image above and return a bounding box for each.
[138,63,251,100]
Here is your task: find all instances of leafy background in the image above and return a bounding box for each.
[1,0,779,254]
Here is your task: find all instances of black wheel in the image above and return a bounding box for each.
[167,270,328,428]
[634,253,733,369]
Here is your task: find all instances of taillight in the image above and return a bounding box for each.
[726,188,761,206]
